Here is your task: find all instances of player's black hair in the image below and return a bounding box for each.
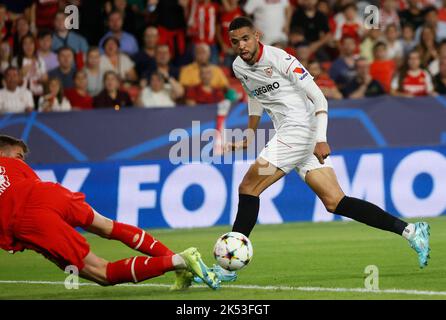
[0,135,29,155]
[229,16,255,32]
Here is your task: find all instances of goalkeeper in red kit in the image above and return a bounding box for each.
[0,135,221,290]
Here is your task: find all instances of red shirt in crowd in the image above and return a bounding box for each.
[370,60,396,93]
[186,85,225,104]
[219,5,243,49]
[65,88,93,110]
[188,0,219,45]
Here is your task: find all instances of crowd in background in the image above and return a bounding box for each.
[0,0,446,114]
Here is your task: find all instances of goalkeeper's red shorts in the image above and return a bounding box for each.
[12,182,95,270]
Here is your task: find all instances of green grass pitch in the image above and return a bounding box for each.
[1,217,445,300]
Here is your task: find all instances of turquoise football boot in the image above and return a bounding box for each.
[408,222,431,268]
[193,264,237,283]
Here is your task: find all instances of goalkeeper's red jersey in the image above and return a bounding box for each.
[0,157,40,252]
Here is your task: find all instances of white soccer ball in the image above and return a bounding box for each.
[213,232,253,271]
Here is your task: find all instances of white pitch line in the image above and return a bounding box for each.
[1,280,446,297]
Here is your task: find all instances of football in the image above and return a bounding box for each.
[213,232,253,271]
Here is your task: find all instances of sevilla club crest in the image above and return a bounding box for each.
[264,67,273,78]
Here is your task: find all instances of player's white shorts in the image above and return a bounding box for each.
[258,128,332,180]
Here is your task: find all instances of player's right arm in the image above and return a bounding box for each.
[225,96,263,151]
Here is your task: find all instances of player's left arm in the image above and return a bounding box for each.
[279,51,330,164]
[303,80,330,164]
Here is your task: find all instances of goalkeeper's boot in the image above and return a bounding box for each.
[180,247,221,290]
[170,270,193,291]
[408,222,431,268]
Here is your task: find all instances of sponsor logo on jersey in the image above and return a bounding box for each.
[293,66,309,80]
[0,166,11,196]
[264,66,273,78]
[251,82,280,97]
[285,54,292,60]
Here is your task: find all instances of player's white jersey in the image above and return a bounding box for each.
[233,44,315,132]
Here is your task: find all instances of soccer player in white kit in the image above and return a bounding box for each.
[226,17,431,268]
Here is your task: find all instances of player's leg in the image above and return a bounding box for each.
[305,167,409,234]
[80,250,186,286]
[85,210,174,257]
[83,248,220,289]
[232,157,286,237]
[305,167,430,267]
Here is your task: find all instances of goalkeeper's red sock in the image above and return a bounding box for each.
[106,256,175,285]
[109,221,174,256]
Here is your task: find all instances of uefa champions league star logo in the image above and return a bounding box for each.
[0,166,11,196]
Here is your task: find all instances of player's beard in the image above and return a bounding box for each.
[241,47,257,64]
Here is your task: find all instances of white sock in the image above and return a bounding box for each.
[402,223,416,240]
[172,254,187,269]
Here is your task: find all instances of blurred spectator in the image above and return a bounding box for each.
[38,77,71,112]
[12,16,32,56]
[415,6,446,42]
[244,0,291,45]
[153,0,188,63]
[48,46,76,89]
[344,57,385,99]
[369,42,396,93]
[0,4,11,41]
[138,71,184,108]
[108,0,145,38]
[433,56,446,93]
[308,60,343,99]
[334,3,364,51]
[65,70,94,110]
[37,29,58,72]
[385,24,404,63]
[439,0,446,23]
[31,0,60,31]
[329,36,358,93]
[295,42,311,68]
[0,66,34,113]
[428,39,446,75]
[133,26,158,79]
[399,0,425,30]
[145,44,180,81]
[52,11,89,66]
[0,40,11,73]
[100,36,137,83]
[289,0,332,61]
[179,43,229,89]
[99,10,139,56]
[84,47,104,97]
[216,0,243,67]
[416,26,439,67]
[187,0,219,64]
[317,0,336,34]
[93,70,133,108]
[391,50,436,97]
[186,64,225,105]
[360,28,383,62]
[0,0,33,18]
[401,24,417,56]
[12,34,48,105]
[380,0,400,30]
